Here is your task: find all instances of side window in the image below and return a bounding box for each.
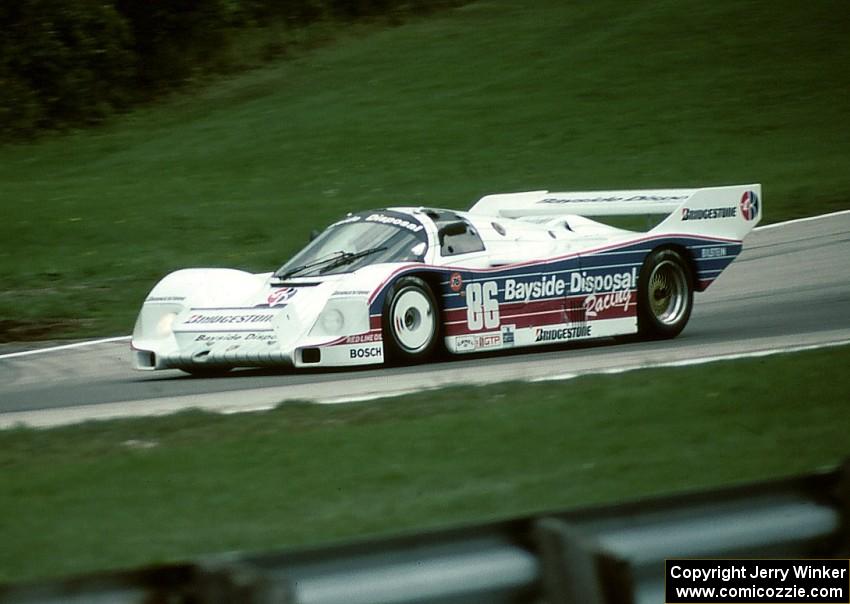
[441,223,485,256]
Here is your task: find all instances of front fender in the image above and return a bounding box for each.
[131,268,268,369]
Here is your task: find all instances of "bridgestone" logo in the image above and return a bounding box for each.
[185,314,274,325]
[682,207,737,221]
[535,325,592,342]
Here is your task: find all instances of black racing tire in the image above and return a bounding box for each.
[637,248,694,339]
[382,276,440,364]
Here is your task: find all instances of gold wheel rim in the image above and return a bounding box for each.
[648,260,687,325]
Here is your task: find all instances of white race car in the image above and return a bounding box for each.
[131,184,761,374]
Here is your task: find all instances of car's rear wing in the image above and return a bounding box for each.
[469,184,762,240]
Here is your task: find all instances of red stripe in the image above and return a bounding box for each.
[443,296,582,318]
[442,293,636,318]
[443,291,635,335]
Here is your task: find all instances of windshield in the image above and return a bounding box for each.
[275,211,428,279]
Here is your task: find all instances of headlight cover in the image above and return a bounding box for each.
[156,312,178,337]
[133,303,184,341]
[320,308,345,334]
[309,297,370,337]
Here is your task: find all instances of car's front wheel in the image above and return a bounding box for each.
[383,276,439,364]
[637,248,693,339]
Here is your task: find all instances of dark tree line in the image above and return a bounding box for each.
[0,0,463,140]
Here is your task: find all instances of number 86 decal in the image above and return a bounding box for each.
[466,281,500,330]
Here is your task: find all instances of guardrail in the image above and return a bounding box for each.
[2,462,847,603]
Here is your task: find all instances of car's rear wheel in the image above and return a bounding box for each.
[383,276,439,364]
[637,248,693,339]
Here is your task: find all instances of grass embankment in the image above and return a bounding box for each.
[0,0,849,340]
[1,345,847,582]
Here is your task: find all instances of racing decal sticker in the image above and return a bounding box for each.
[681,207,737,221]
[539,194,688,205]
[570,268,638,295]
[194,333,244,343]
[465,281,500,330]
[504,275,566,302]
[475,333,502,349]
[345,332,382,344]
[246,333,278,343]
[364,212,424,233]
[316,340,386,365]
[582,290,633,319]
[499,268,638,322]
[574,269,638,319]
[175,308,277,332]
[449,272,463,292]
[268,287,297,306]
[330,210,428,243]
[534,324,592,342]
[442,264,640,336]
[453,333,502,352]
[700,246,727,258]
[454,335,476,351]
[348,345,383,360]
[740,190,759,221]
[189,332,277,345]
[691,241,743,290]
[501,324,516,346]
[330,214,364,228]
[501,268,637,304]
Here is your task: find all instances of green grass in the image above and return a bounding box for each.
[1,0,849,340]
[1,345,848,582]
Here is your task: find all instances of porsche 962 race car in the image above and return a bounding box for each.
[131,184,761,373]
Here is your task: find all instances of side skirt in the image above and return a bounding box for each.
[444,317,637,355]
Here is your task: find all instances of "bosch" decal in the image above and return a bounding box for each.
[350,346,382,359]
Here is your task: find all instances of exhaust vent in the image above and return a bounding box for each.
[133,349,156,369]
[300,348,321,364]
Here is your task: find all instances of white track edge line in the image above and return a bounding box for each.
[0,336,131,360]
[320,339,850,405]
[532,338,850,383]
[3,339,848,428]
[755,209,850,231]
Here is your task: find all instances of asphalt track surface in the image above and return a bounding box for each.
[2,212,849,427]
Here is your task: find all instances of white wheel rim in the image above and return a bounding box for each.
[391,287,435,353]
